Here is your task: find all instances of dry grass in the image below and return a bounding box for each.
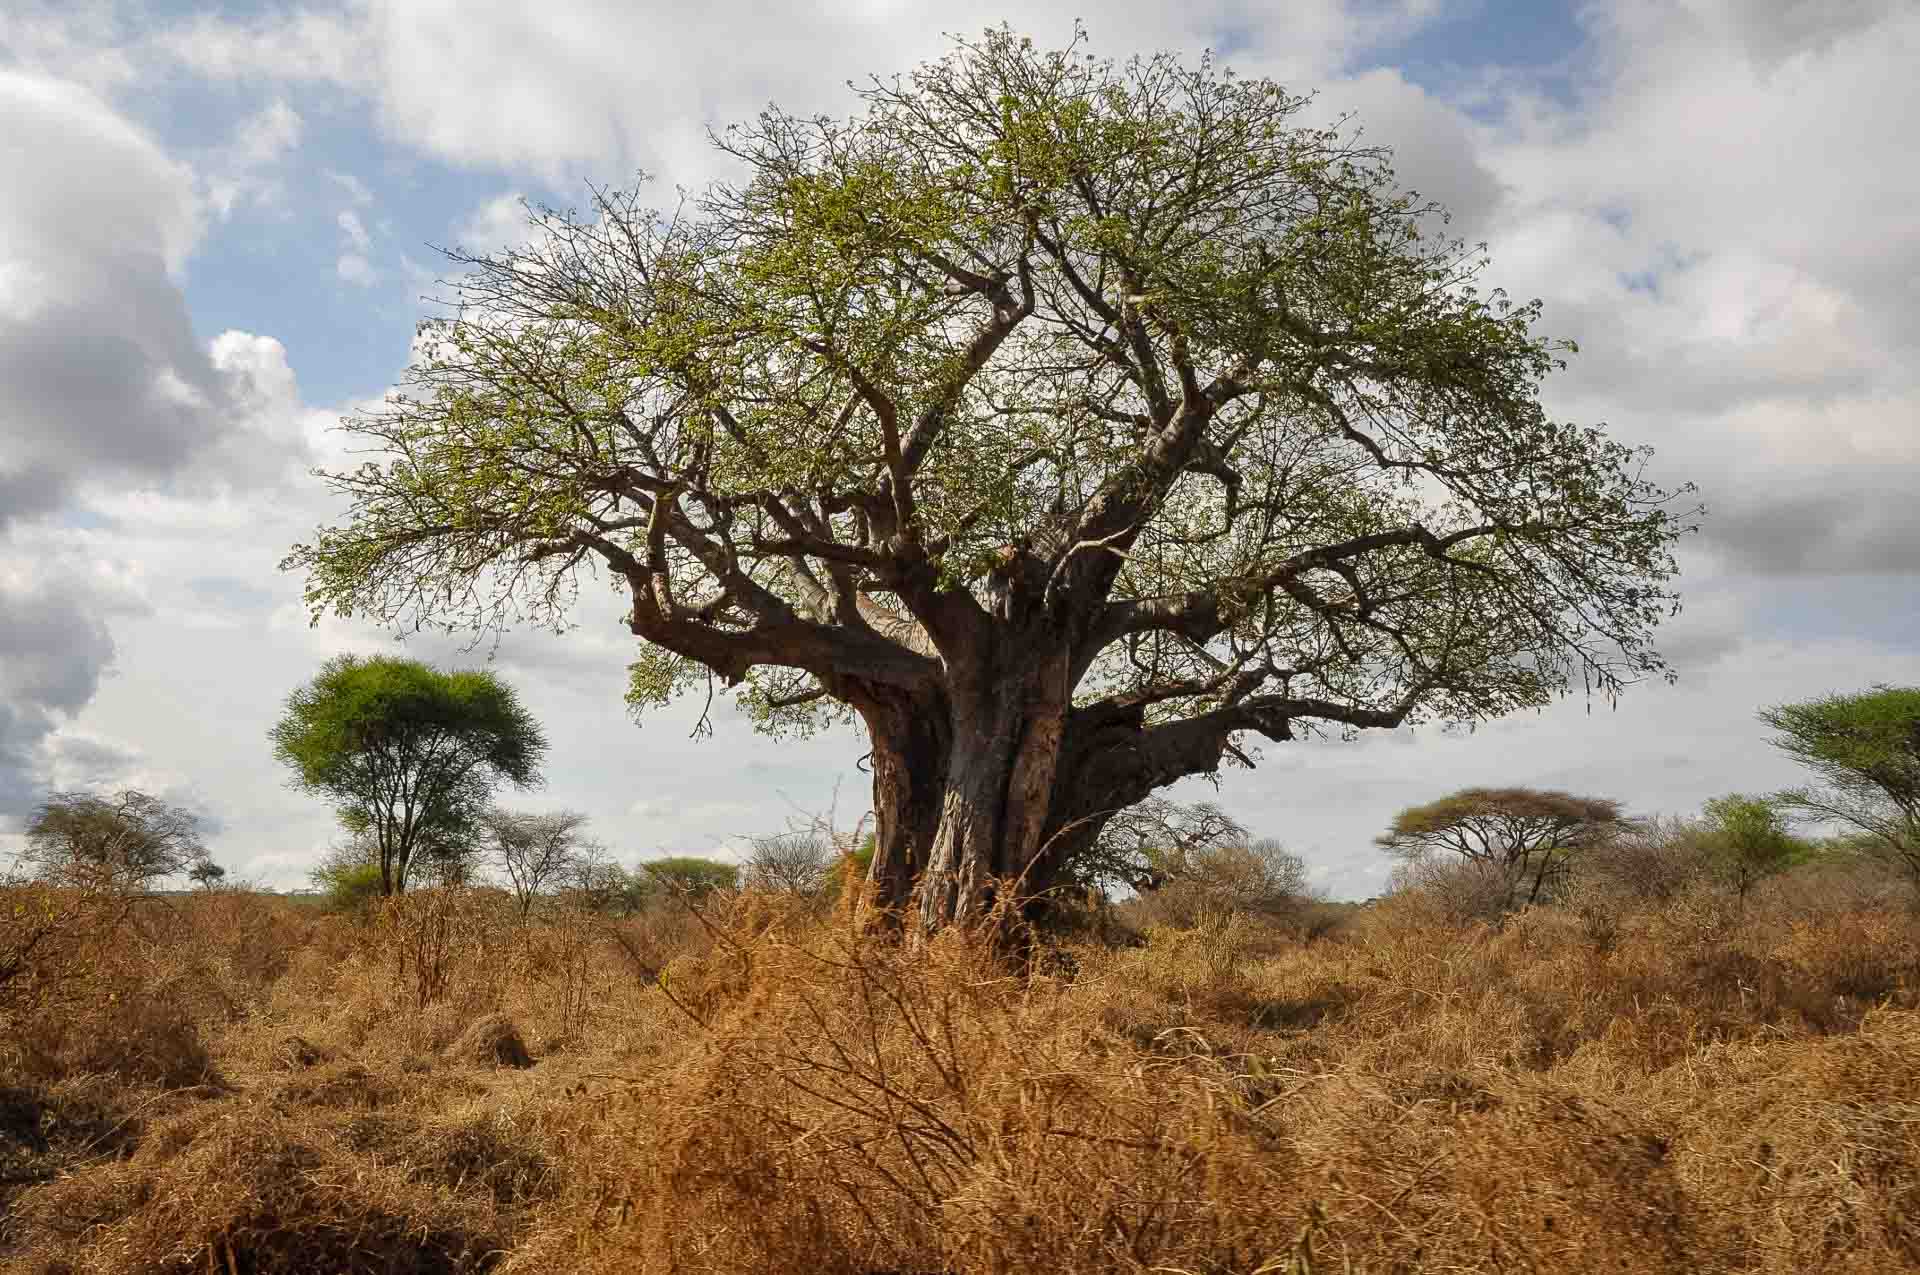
[1,863,1916,1274]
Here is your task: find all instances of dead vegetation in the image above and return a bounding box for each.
[1,853,1917,1273]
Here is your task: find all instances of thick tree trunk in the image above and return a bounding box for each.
[857,638,1251,935]
[912,644,1071,934]
[904,729,1053,930]
[854,636,1079,935]
[858,691,949,917]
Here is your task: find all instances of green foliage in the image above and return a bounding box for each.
[285,26,1691,746]
[1700,794,1805,903]
[270,654,547,896]
[1763,686,1920,887]
[313,860,386,915]
[641,856,740,898]
[281,28,1694,930]
[1378,787,1625,910]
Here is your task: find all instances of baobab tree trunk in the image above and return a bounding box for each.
[858,691,948,916]
[858,640,1078,935]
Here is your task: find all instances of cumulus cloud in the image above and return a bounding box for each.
[0,70,316,821]
[0,70,239,524]
[205,97,303,218]
[1472,1,1920,586]
[452,191,532,255]
[0,560,144,816]
[145,0,1451,183]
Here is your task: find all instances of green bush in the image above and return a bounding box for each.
[822,835,875,901]
[640,857,738,898]
[314,861,385,915]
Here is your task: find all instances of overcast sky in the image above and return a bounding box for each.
[2,0,1915,898]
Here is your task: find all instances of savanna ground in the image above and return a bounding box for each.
[4,846,1919,1274]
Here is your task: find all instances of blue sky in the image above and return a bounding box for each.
[2,0,1917,897]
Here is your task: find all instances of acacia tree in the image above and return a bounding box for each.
[1764,686,1920,888]
[1378,787,1626,909]
[286,31,1690,935]
[21,789,211,890]
[1699,794,1801,906]
[642,856,741,898]
[481,808,594,917]
[188,861,229,890]
[271,655,547,896]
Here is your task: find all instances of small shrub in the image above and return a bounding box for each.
[1385,854,1518,924]
[314,861,385,915]
[1122,838,1315,932]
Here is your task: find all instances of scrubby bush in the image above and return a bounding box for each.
[744,830,832,895]
[639,856,738,897]
[1377,787,1626,914]
[312,858,385,915]
[19,789,211,890]
[1700,793,1809,904]
[1385,852,1520,925]
[481,808,597,918]
[1122,838,1315,931]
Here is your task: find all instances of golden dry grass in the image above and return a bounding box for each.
[1,870,1916,1273]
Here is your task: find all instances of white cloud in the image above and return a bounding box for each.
[325,168,375,205]
[232,97,302,168]
[333,210,379,285]
[0,547,148,815]
[154,8,370,88]
[1468,2,1920,580]
[205,97,303,218]
[336,252,378,286]
[453,191,530,254]
[0,68,216,527]
[336,208,371,251]
[143,0,1402,183]
[0,1,138,92]
[0,68,316,821]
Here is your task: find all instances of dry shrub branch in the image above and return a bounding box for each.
[3,856,1918,1274]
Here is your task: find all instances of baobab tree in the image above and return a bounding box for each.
[286,30,1692,935]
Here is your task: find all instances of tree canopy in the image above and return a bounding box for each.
[481,808,596,916]
[1699,794,1802,904]
[286,28,1692,933]
[641,856,741,898]
[20,789,211,890]
[270,654,547,896]
[1378,787,1625,909]
[1763,685,1920,888]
